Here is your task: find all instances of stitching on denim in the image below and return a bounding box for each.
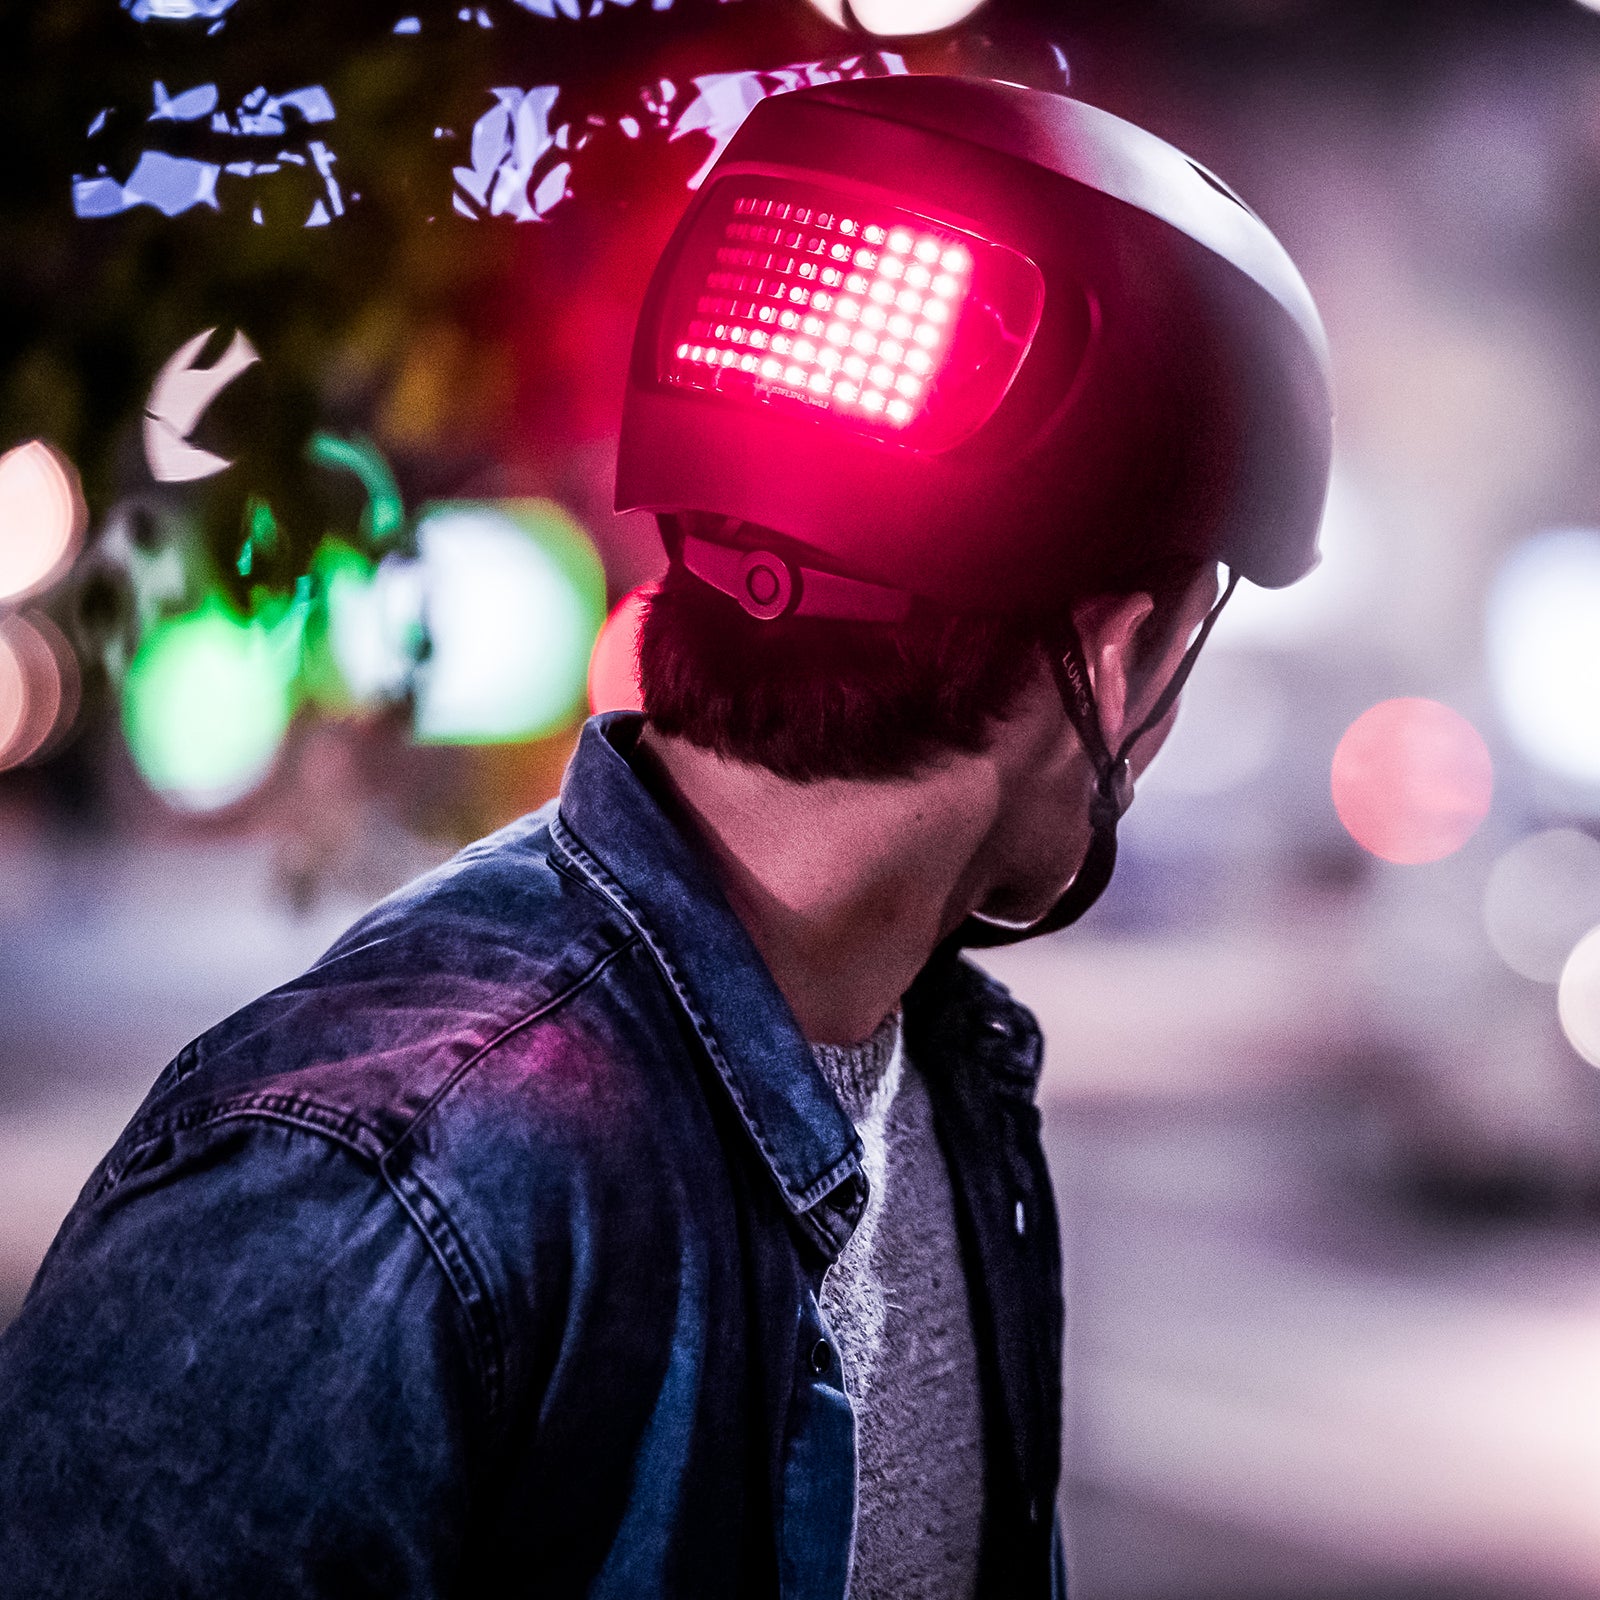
[93,1093,385,1200]
[162,1037,204,1090]
[380,1160,505,1417]
[549,811,861,1214]
[381,927,638,1157]
[91,934,637,1428]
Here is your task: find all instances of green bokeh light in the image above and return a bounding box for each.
[236,495,282,577]
[122,597,297,810]
[307,432,405,546]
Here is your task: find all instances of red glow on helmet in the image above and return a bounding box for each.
[656,182,1044,453]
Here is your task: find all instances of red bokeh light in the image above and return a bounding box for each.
[1331,697,1493,865]
[0,611,79,771]
[587,582,657,715]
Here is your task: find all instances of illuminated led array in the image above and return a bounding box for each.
[670,195,974,430]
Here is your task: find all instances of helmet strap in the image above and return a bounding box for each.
[954,569,1239,950]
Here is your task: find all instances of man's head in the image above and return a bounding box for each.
[617,76,1333,941]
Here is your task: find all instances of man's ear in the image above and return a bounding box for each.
[1072,566,1222,750]
[1072,590,1155,750]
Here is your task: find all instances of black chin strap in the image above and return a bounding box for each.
[955,570,1240,950]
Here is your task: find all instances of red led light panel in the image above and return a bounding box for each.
[658,181,1044,452]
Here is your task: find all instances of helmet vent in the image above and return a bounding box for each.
[1186,157,1258,220]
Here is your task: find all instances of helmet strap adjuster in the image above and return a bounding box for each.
[737,550,794,620]
[678,528,913,624]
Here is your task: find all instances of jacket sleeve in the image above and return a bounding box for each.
[0,1115,488,1599]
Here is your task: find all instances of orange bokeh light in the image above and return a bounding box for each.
[587,583,657,716]
[1331,697,1493,865]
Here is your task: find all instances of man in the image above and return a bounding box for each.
[0,77,1331,1598]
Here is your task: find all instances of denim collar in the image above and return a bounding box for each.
[552,713,866,1257]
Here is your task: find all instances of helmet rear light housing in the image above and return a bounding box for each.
[658,178,1045,453]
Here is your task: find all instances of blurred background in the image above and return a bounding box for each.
[6,0,1600,1593]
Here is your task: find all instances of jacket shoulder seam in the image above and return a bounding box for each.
[94,1093,385,1197]
[381,926,640,1158]
[87,1102,500,1425]
[95,928,640,1429]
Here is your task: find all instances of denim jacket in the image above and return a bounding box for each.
[0,713,1065,1599]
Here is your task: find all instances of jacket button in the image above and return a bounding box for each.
[1014,1199,1027,1237]
[810,1338,834,1376]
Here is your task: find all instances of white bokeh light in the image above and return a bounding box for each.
[1483,829,1600,983]
[1558,924,1600,1068]
[804,0,988,35]
[1487,527,1600,788]
[0,620,30,763]
[0,612,76,771]
[412,504,597,744]
[326,555,424,706]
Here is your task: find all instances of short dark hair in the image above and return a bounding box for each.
[639,560,1045,783]
[638,517,1206,783]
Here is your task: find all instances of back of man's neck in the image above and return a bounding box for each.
[634,728,991,1044]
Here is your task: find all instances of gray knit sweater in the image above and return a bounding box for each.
[811,1011,984,1600]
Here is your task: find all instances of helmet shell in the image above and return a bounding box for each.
[617,76,1333,611]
